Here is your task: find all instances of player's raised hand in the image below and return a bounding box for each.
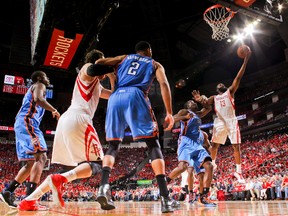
[245,49,252,60]
[163,114,174,131]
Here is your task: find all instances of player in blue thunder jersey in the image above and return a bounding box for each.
[0,71,60,208]
[95,41,176,213]
[114,54,155,92]
[166,91,216,207]
[16,87,46,126]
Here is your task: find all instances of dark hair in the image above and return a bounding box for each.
[31,71,45,83]
[85,49,104,63]
[184,100,198,111]
[183,100,191,109]
[135,41,151,52]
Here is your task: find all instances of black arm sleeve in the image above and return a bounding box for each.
[87,64,114,77]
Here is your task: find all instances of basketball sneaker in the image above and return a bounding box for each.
[234,172,246,184]
[160,196,175,213]
[199,194,217,207]
[97,184,115,210]
[171,198,181,209]
[47,174,68,207]
[0,191,17,208]
[18,199,48,211]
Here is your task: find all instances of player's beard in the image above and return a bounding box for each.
[217,87,227,93]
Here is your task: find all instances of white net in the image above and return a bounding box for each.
[204,5,234,41]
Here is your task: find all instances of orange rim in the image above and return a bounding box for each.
[203,4,235,23]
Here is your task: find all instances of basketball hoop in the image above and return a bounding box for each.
[203,4,235,41]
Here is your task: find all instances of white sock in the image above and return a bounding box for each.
[212,160,216,165]
[236,164,242,173]
[62,170,77,182]
[25,177,52,201]
[25,188,45,201]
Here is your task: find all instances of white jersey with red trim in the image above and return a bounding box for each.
[69,75,103,117]
[214,89,235,120]
[51,74,104,166]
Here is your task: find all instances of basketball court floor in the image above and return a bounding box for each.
[1,200,287,216]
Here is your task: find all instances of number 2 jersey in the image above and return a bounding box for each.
[105,54,158,141]
[115,54,155,93]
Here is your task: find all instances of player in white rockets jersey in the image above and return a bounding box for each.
[196,50,251,184]
[18,49,115,211]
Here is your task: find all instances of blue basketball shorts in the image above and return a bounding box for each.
[178,136,211,174]
[14,117,47,161]
[105,87,158,141]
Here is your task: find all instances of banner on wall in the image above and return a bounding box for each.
[43,28,83,69]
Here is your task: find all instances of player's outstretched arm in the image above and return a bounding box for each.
[155,61,174,131]
[96,55,126,66]
[192,91,212,118]
[229,50,252,96]
[197,104,212,119]
[173,109,191,123]
[192,90,214,105]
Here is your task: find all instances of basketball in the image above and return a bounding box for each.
[237,44,251,59]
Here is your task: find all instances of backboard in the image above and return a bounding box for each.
[207,0,283,25]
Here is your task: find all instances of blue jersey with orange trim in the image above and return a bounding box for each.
[15,86,46,126]
[179,110,203,142]
[115,54,155,92]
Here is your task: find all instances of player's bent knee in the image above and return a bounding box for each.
[106,141,121,158]
[146,138,163,160]
[178,162,188,172]
[34,152,47,164]
[150,148,163,160]
[203,160,213,171]
[187,166,194,174]
[41,153,48,162]
[88,162,102,176]
[24,161,34,169]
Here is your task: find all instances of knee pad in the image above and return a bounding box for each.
[88,162,102,176]
[146,138,163,160]
[106,141,121,158]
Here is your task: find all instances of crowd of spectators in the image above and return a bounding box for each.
[0,127,287,203]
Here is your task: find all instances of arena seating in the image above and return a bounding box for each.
[0,127,287,201]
